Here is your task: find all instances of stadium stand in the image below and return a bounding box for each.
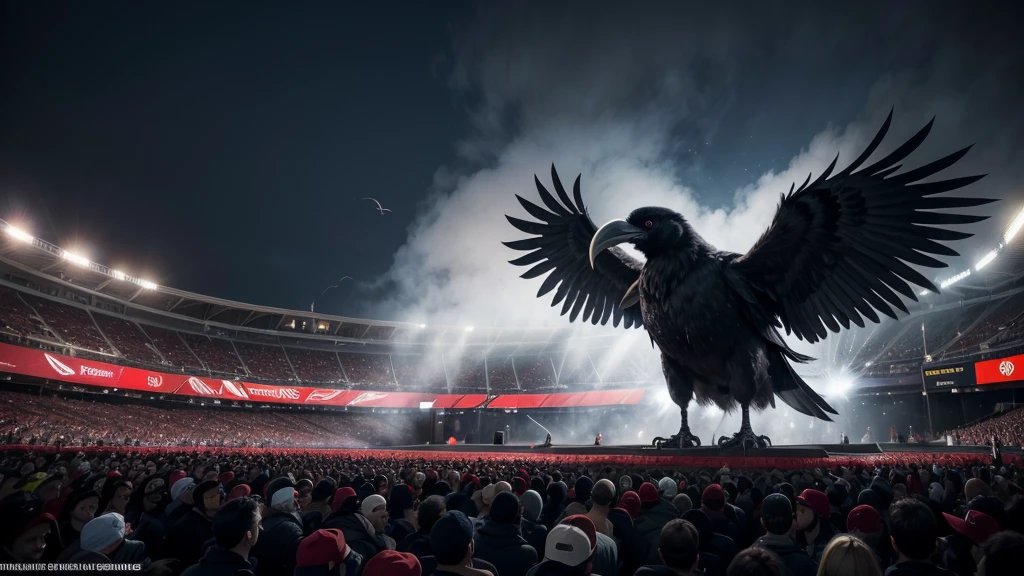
[558,350,600,387]
[234,341,297,382]
[391,353,447,391]
[179,332,245,375]
[338,351,395,388]
[943,293,1024,359]
[20,292,112,354]
[953,406,1024,446]
[284,346,346,384]
[138,324,204,371]
[0,285,54,340]
[92,312,164,364]
[450,356,486,394]
[514,355,557,391]
[486,355,518,391]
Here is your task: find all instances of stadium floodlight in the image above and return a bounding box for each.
[62,250,90,268]
[974,249,999,271]
[137,279,158,290]
[919,289,929,296]
[864,361,872,367]
[1005,207,1024,243]
[111,270,127,281]
[4,225,33,243]
[939,269,971,289]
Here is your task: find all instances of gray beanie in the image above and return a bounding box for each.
[80,513,126,552]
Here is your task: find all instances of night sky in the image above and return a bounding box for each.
[2,1,1022,328]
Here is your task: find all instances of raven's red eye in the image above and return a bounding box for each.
[644,220,654,229]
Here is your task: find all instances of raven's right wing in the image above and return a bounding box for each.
[504,165,645,328]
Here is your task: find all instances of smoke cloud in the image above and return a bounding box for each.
[362,3,1023,441]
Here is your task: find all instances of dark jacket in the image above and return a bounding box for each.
[323,511,394,564]
[293,550,362,576]
[389,518,417,545]
[165,509,215,566]
[885,561,957,576]
[608,507,642,576]
[795,519,839,563]
[181,546,256,576]
[643,500,679,530]
[520,517,548,561]
[398,531,433,559]
[473,520,537,576]
[636,566,687,576]
[634,513,665,565]
[422,557,498,576]
[753,534,818,576]
[56,538,147,565]
[252,511,304,576]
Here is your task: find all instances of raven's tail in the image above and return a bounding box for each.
[767,349,838,422]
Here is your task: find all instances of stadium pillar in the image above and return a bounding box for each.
[920,364,933,436]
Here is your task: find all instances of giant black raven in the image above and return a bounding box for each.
[504,112,994,449]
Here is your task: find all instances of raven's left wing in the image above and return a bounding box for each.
[729,111,995,344]
[505,165,645,328]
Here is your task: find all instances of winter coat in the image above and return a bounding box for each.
[252,511,304,576]
[885,561,958,576]
[472,519,537,576]
[181,546,256,576]
[398,531,433,559]
[752,534,818,576]
[323,511,395,564]
[520,517,548,561]
[164,509,215,566]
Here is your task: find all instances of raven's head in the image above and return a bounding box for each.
[589,207,691,267]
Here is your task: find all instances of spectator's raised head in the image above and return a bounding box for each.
[978,530,1024,576]
[658,519,699,572]
[490,491,522,525]
[331,487,358,513]
[818,534,883,576]
[297,528,350,571]
[520,490,543,522]
[34,475,62,504]
[311,478,336,505]
[617,491,641,519]
[364,550,421,576]
[361,494,388,533]
[726,547,786,576]
[546,518,596,572]
[760,494,794,536]
[574,476,594,503]
[389,484,415,521]
[890,498,939,561]
[296,478,314,509]
[62,488,100,527]
[966,478,993,502]
[659,476,679,499]
[212,496,260,551]
[417,495,446,533]
[701,484,726,513]
[195,480,223,518]
[0,496,57,563]
[591,479,616,508]
[170,477,195,505]
[672,493,693,515]
[847,504,883,535]
[80,512,127,555]
[430,511,475,566]
[795,489,829,530]
[944,510,1000,546]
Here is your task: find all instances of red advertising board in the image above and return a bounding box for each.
[974,353,1024,385]
[0,342,646,409]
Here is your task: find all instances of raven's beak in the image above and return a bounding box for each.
[590,220,646,269]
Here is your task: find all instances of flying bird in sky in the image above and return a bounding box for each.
[361,197,391,215]
[504,111,994,450]
[320,276,353,297]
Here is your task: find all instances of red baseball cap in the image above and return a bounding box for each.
[702,484,726,511]
[943,510,1000,544]
[560,514,598,555]
[168,470,186,489]
[227,484,251,502]
[296,529,348,567]
[218,471,235,485]
[363,550,421,576]
[638,482,660,504]
[331,487,357,512]
[797,489,830,519]
[847,504,882,534]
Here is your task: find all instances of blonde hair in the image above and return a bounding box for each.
[817,534,883,576]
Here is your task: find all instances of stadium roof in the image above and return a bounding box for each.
[0,218,625,351]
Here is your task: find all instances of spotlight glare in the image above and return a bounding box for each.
[111,270,127,281]
[137,279,158,290]
[4,225,33,243]
[465,326,474,332]
[62,251,90,268]
[974,249,998,271]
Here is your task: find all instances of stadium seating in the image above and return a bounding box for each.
[943,294,1024,358]
[0,285,54,340]
[138,324,204,371]
[338,351,395,388]
[486,356,518,391]
[557,350,600,387]
[234,341,297,382]
[20,293,112,354]
[285,347,346,384]
[180,332,245,375]
[514,356,557,391]
[92,313,164,364]
[391,354,447,391]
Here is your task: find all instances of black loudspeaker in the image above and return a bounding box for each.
[493,431,506,445]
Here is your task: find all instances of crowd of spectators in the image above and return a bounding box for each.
[179,334,246,376]
[1,440,1021,576]
[391,355,448,391]
[93,313,164,365]
[235,342,297,383]
[942,296,1024,360]
[21,292,114,354]
[338,352,396,389]
[285,348,347,385]
[139,325,205,372]
[953,408,1024,448]
[0,285,56,341]
[515,356,558,390]
[487,357,519,392]
[0,391,414,449]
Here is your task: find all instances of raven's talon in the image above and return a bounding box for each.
[717,430,771,450]
[653,433,700,449]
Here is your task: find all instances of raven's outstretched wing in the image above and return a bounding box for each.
[505,165,644,328]
[729,111,995,344]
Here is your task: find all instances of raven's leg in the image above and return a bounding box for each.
[717,404,772,449]
[717,348,771,450]
[653,355,700,449]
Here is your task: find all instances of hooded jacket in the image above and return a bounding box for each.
[252,510,304,576]
[473,518,537,576]
[752,534,818,576]
[181,546,257,576]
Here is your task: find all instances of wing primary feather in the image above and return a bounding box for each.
[572,175,586,213]
[550,165,577,213]
[838,108,893,176]
[534,176,573,217]
[515,195,558,223]
[887,145,974,185]
[859,117,935,175]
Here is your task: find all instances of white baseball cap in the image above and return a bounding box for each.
[544,524,593,567]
